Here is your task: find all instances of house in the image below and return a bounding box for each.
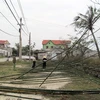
[72,46,97,58]
[41,40,71,60]
[47,48,65,60]
[42,40,71,50]
[0,40,12,57]
[33,49,47,60]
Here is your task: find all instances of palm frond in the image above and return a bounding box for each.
[93,13,100,24]
[74,16,80,21]
[78,13,88,21]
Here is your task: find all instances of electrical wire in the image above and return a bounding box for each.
[9,0,28,36]
[22,28,28,36]
[39,54,67,87]
[94,27,100,33]
[0,28,18,37]
[17,0,29,34]
[27,17,67,27]
[2,0,28,37]
[9,0,20,19]
[4,0,19,24]
[15,29,89,80]
[9,0,29,36]
[0,12,19,32]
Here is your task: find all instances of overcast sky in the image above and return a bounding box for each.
[0,0,100,49]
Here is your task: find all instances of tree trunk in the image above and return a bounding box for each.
[91,30,100,59]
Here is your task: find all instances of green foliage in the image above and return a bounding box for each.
[12,43,34,56]
[0,60,30,66]
[12,47,18,56]
[49,94,100,100]
[73,6,100,58]
[83,58,100,66]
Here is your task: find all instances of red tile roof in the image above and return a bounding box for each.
[0,40,10,44]
[42,40,71,45]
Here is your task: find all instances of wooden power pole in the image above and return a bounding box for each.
[18,18,23,61]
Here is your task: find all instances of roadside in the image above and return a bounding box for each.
[0,56,34,62]
[0,61,100,100]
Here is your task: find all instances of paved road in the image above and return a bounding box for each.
[0,57,19,62]
[0,57,12,62]
[0,56,34,62]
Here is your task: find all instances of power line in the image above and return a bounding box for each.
[22,28,28,36]
[15,29,89,80]
[27,17,67,27]
[9,0,29,36]
[0,28,18,37]
[17,0,29,34]
[9,0,20,19]
[0,12,19,32]
[3,0,28,37]
[4,0,19,24]
[39,54,67,87]
[94,27,100,33]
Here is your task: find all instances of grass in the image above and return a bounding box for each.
[48,94,100,100]
[59,65,100,90]
[61,76,100,90]
[0,60,31,77]
[0,60,100,100]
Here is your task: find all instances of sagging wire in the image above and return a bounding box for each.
[0,28,19,37]
[17,0,29,34]
[39,53,68,87]
[9,0,20,19]
[4,0,19,25]
[0,12,19,32]
[15,29,88,80]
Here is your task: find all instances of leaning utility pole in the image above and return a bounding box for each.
[18,18,23,61]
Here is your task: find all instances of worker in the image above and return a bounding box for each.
[13,56,16,71]
[32,56,36,68]
[42,56,47,70]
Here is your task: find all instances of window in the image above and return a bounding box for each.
[51,46,53,48]
[59,46,61,48]
[46,46,48,49]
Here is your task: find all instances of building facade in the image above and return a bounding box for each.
[41,40,71,60]
[0,40,12,57]
[42,40,71,50]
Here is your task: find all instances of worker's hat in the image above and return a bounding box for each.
[43,56,46,58]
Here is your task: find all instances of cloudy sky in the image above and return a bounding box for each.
[0,0,100,49]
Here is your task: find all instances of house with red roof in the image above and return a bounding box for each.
[34,40,71,60]
[0,40,12,57]
[42,40,71,50]
[40,40,71,60]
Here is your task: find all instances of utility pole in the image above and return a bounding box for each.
[18,18,23,61]
[29,32,31,62]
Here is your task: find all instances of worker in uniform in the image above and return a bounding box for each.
[42,56,47,70]
[32,57,36,68]
[13,56,16,71]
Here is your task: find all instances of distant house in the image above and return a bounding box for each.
[42,40,71,50]
[33,49,47,60]
[72,46,97,58]
[0,40,12,57]
[40,40,71,60]
[47,48,65,60]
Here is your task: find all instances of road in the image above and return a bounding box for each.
[0,56,34,62]
[0,57,12,62]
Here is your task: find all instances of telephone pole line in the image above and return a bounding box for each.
[18,18,23,61]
